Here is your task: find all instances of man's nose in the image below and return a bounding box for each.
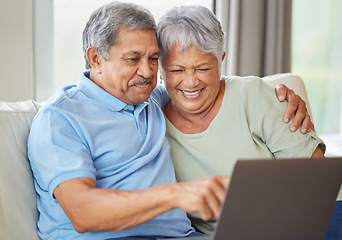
[137,59,154,78]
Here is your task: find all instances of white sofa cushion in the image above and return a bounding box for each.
[0,100,42,240]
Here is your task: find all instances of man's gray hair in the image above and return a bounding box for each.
[82,2,157,69]
[157,5,225,63]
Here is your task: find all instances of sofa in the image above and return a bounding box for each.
[0,100,42,240]
[0,73,341,240]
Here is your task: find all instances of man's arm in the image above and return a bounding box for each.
[54,175,229,233]
[275,84,314,134]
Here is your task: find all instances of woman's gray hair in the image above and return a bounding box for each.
[157,5,225,63]
[82,2,157,69]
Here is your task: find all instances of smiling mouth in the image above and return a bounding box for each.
[180,89,203,96]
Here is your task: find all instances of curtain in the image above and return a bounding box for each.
[215,0,292,77]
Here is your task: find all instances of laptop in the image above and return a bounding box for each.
[175,157,342,240]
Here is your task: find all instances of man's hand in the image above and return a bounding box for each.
[275,84,315,134]
[172,176,229,221]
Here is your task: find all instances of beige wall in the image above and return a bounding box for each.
[0,0,34,101]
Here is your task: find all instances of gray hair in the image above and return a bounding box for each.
[82,2,157,69]
[157,5,225,63]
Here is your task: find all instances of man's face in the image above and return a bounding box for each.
[96,28,159,105]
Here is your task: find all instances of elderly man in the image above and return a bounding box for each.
[28,2,312,240]
[28,3,227,239]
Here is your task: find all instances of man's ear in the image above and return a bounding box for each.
[87,46,102,74]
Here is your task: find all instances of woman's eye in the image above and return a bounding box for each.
[170,69,183,73]
[197,68,210,72]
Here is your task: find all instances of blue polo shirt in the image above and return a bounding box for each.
[28,71,194,240]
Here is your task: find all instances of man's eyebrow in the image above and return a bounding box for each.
[123,51,142,57]
[122,51,160,57]
[151,52,160,57]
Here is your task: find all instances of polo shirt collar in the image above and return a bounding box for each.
[76,71,147,112]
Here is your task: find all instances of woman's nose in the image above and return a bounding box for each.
[183,71,199,88]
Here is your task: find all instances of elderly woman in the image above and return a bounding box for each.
[157,5,326,234]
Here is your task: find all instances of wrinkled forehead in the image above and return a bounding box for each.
[117,27,157,42]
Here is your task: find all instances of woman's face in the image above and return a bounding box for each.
[162,43,222,115]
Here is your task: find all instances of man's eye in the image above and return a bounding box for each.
[128,58,139,62]
[150,57,159,64]
[124,57,140,63]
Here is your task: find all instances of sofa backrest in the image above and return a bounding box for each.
[262,73,313,120]
[0,100,43,240]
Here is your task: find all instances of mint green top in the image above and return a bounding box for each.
[165,76,325,234]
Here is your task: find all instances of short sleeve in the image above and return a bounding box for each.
[28,105,96,196]
[243,77,325,158]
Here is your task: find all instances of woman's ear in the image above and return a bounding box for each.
[222,52,226,62]
[158,69,164,85]
[87,46,102,74]
[159,65,166,80]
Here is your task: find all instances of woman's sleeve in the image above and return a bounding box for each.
[244,77,325,158]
